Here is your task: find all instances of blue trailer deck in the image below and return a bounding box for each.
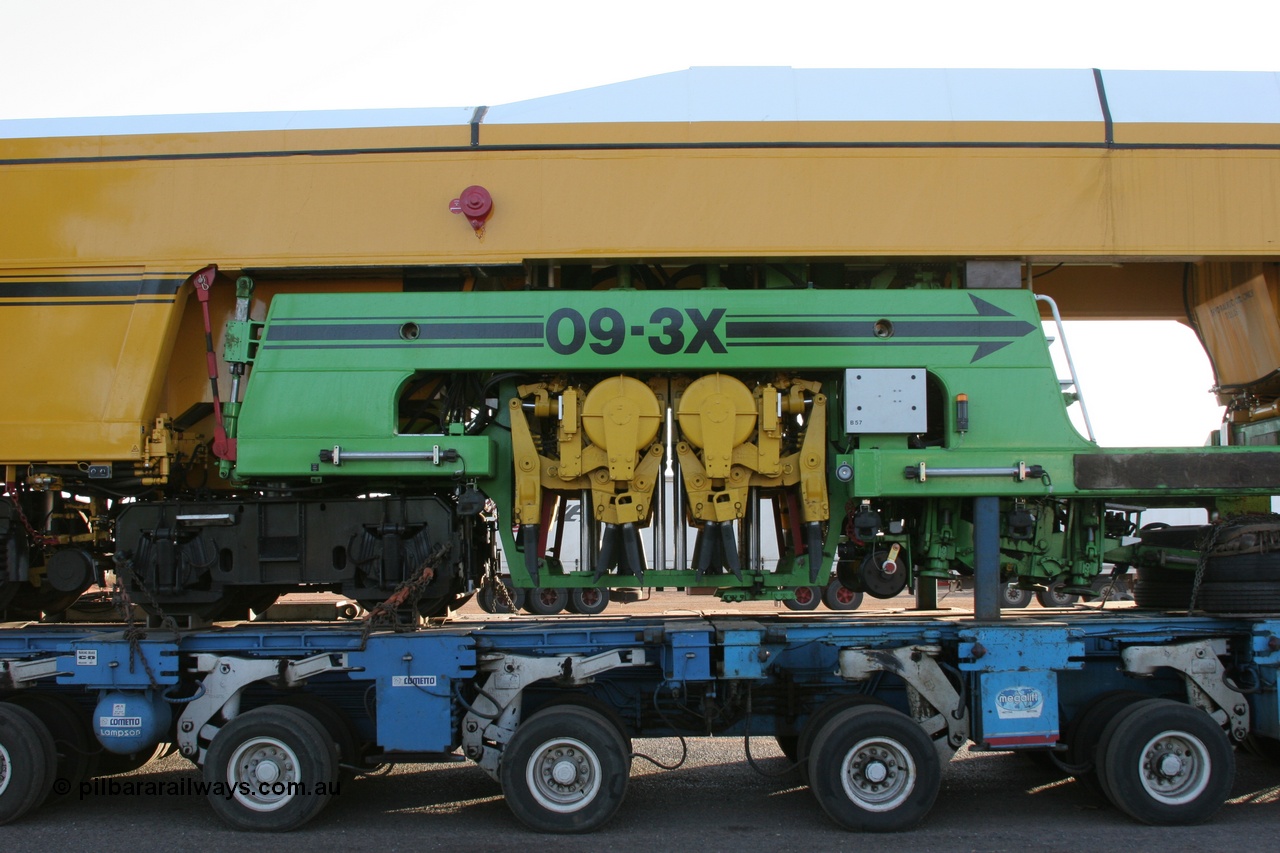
[1,610,1278,832]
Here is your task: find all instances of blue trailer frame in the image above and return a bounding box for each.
[1,610,1278,831]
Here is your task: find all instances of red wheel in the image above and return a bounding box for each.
[784,586,822,611]
[824,579,864,611]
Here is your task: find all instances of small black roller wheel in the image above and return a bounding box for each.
[1001,584,1033,609]
[7,692,97,804]
[824,579,864,611]
[796,694,888,785]
[1036,581,1079,608]
[807,705,941,832]
[568,587,610,615]
[499,705,630,832]
[203,705,338,832]
[1097,698,1234,825]
[478,578,525,614]
[0,701,56,825]
[525,587,568,616]
[783,586,823,611]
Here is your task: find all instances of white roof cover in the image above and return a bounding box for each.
[2,67,1279,139]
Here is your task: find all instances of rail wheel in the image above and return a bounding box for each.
[568,587,610,615]
[1096,698,1233,825]
[783,586,822,611]
[824,579,863,611]
[796,694,887,785]
[7,692,97,804]
[807,705,940,832]
[1036,581,1079,608]
[526,587,568,616]
[0,702,56,825]
[499,705,630,833]
[478,578,525,614]
[1001,583,1033,608]
[204,705,338,832]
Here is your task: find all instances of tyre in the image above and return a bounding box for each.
[796,694,890,785]
[499,705,630,832]
[203,705,338,832]
[775,734,800,763]
[478,578,525,614]
[568,587,610,615]
[94,741,171,777]
[1063,690,1148,792]
[1133,578,1193,610]
[1097,698,1234,825]
[274,694,365,779]
[783,586,822,611]
[1197,581,1280,613]
[807,705,941,832]
[7,693,97,804]
[1242,734,1280,764]
[1035,582,1079,608]
[0,702,56,825]
[823,579,864,611]
[525,587,568,616]
[1001,584,1033,609]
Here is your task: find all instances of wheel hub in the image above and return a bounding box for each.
[842,738,916,811]
[1138,732,1209,804]
[527,736,602,813]
[229,737,300,812]
[0,743,10,797]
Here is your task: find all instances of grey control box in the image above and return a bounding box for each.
[845,369,927,433]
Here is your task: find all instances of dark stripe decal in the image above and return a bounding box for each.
[266,321,543,342]
[0,279,183,297]
[6,139,1280,167]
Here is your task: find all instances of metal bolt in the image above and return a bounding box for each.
[219,663,231,674]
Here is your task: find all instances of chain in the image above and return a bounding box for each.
[3,486,58,547]
[110,553,179,692]
[360,544,450,645]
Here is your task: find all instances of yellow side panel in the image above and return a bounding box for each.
[3,146,1280,269]
[0,271,188,462]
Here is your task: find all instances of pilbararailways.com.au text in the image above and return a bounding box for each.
[68,776,341,801]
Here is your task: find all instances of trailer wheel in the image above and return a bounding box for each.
[796,694,887,785]
[1097,698,1233,825]
[807,705,940,832]
[0,702,56,825]
[824,579,863,611]
[7,693,97,804]
[274,694,365,780]
[525,587,568,616]
[1035,582,1079,608]
[94,741,171,777]
[1241,734,1280,764]
[204,705,338,832]
[568,587,610,615]
[783,586,822,611]
[1063,690,1147,791]
[499,705,630,832]
[1000,584,1033,608]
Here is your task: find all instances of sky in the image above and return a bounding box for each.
[2,0,1271,446]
